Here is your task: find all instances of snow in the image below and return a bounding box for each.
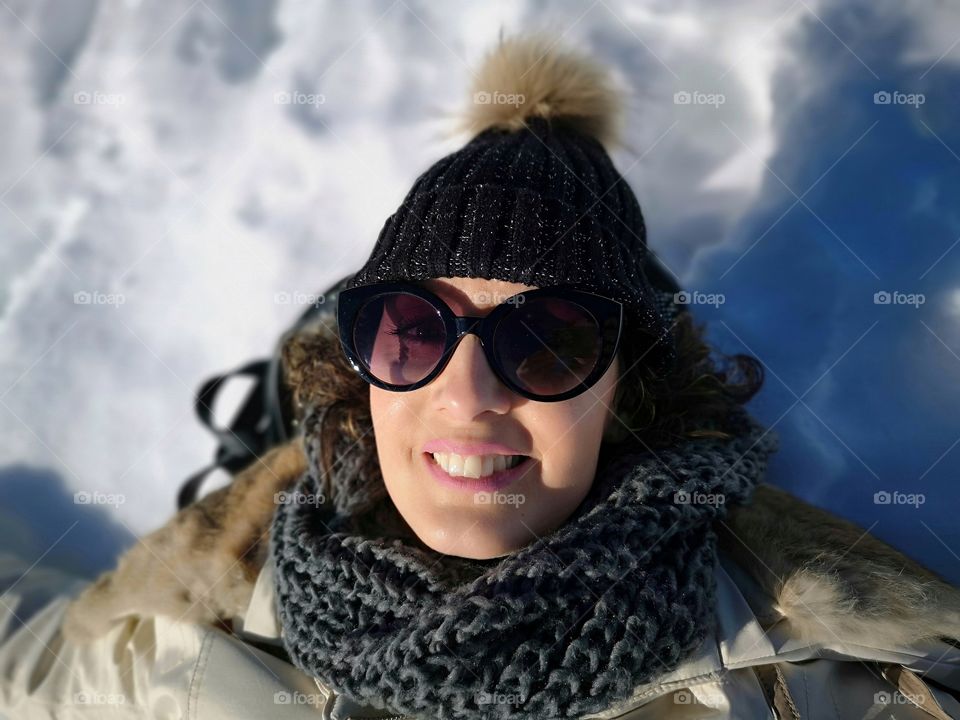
[1,0,958,583]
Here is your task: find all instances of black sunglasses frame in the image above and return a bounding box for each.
[337,281,625,402]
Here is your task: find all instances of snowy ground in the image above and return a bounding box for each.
[1,0,959,583]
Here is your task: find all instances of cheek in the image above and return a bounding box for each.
[533,403,606,486]
[535,372,617,486]
[369,385,387,422]
[370,387,434,479]
[369,387,412,464]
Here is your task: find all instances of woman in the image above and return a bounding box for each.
[2,33,960,720]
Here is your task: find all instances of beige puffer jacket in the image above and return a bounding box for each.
[1,441,959,719]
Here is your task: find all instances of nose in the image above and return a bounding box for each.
[431,333,513,420]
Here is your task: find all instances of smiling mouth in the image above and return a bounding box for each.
[426,452,532,479]
[422,451,535,493]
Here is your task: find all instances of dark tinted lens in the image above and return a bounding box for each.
[354,292,446,386]
[496,297,603,396]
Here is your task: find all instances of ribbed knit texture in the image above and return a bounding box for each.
[270,405,779,720]
[345,117,677,377]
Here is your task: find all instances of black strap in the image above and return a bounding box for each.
[177,359,275,509]
[177,274,353,510]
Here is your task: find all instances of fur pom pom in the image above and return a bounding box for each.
[457,32,624,149]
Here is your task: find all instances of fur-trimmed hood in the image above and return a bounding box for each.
[0,434,937,719]
[61,435,960,655]
[720,485,960,652]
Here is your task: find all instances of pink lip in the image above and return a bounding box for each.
[423,452,533,492]
[422,439,526,456]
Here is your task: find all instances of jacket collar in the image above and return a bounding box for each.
[236,486,960,714]
[237,553,283,645]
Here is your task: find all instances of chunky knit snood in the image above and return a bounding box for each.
[270,406,779,720]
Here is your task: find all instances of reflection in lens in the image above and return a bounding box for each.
[496,298,602,396]
[354,293,446,385]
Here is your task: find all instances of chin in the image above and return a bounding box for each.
[417,517,531,560]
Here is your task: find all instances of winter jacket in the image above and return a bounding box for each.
[2,439,959,720]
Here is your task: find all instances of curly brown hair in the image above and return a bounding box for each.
[605,311,765,449]
[280,307,764,499]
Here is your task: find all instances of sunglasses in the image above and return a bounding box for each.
[337,281,625,402]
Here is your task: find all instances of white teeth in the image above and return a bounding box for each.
[432,452,525,478]
[481,456,494,477]
[463,455,482,478]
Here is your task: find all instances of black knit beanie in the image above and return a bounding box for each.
[346,34,677,376]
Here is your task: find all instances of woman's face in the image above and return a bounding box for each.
[368,276,620,559]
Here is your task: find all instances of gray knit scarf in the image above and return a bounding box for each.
[270,405,779,720]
